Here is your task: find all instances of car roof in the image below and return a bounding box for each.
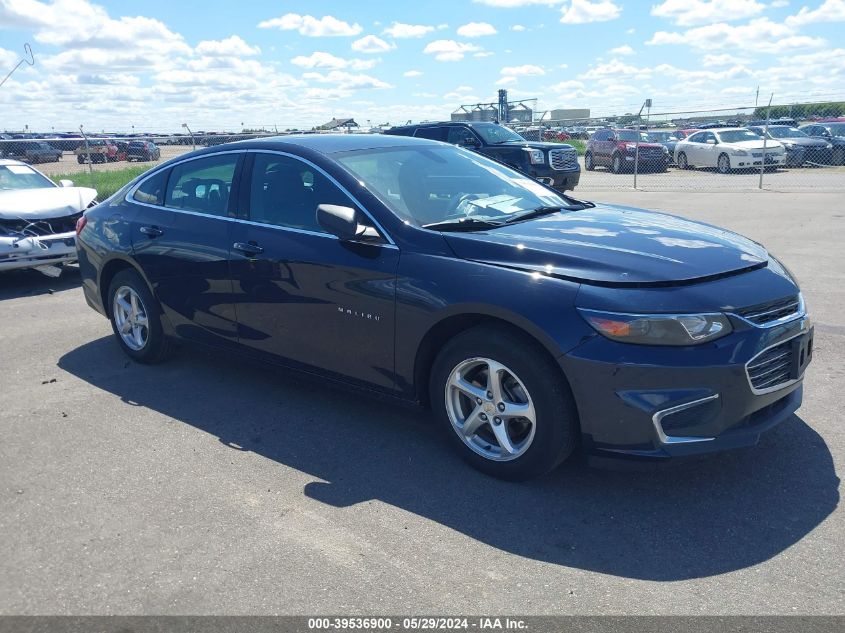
[0,158,28,166]
[229,133,444,154]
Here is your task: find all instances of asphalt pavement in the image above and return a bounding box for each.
[0,191,841,615]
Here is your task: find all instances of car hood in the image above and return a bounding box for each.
[442,204,770,286]
[775,137,830,147]
[0,186,98,219]
[498,140,577,151]
[721,140,784,151]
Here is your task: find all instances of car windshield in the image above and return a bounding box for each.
[335,145,570,228]
[768,127,808,139]
[0,164,56,190]
[717,129,761,143]
[827,123,845,136]
[616,130,650,142]
[648,132,678,142]
[472,123,525,144]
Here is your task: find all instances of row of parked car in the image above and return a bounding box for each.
[0,138,161,164]
[582,121,845,174]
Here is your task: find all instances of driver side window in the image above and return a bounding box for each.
[447,127,478,146]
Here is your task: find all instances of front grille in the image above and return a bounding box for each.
[0,212,82,237]
[734,295,801,325]
[746,341,794,391]
[549,148,578,170]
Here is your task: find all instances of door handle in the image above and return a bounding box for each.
[139,225,164,237]
[233,241,264,255]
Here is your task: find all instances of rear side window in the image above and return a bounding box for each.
[165,153,239,216]
[133,169,169,206]
[446,127,478,145]
[414,127,448,141]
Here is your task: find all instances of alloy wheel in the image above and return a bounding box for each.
[444,357,536,462]
[112,285,150,351]
[718,154,730,174]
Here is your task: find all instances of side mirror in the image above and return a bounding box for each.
[317,204,380,242]
[59,179,74,187]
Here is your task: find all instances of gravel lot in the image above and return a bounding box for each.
[0,191,842,615]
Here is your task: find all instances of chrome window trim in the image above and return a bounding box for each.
[651,394,719,445]
[744,328,811,396]
[124,148,397,248]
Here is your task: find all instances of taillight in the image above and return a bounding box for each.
[75,215,87,236]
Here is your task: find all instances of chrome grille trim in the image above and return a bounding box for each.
[730,294,805,328]
[745,331,808,395]
[549,148,578,171]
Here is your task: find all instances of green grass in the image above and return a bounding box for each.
[556,139,586,155]
[51,165,152,199]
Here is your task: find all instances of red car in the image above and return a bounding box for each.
[585,128,668,173]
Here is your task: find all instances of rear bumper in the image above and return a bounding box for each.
[560,316,812,460]
[0,231,77,272]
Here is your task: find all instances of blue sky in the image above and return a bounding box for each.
[1,0,844,131]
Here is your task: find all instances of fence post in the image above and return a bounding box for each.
[759,94,773,190]
[79,125,94,183]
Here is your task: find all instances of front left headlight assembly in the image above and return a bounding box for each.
[578,309,733,346]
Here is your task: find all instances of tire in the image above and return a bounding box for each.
[430,325,579,480]
[677,152,691,170]
[107,269,174,364]
[717,153,731,174]
[584,151,595,171]
[611,153,623,174]
[833,147,845,166]
[77,155,84,164]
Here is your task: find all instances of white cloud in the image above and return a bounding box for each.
[650,1,765,26]
[496,76,518,85]
[560,0,622,24]
[290,51,377,71]
[474,51,495,57]
[500,64,546,76]
[403,70,423,77]
[550,80,586,92]
[701,53,751,66]
[647,18,826,53]
[511,24,527,31]
[351,35,395,53]
[456,22,498,37]
[382,22,435,38]
[423,40,483,61]
[258,13,362,37]
[608,44,634,55]
[195,36,260,57]
[301,70,391,90]
[786,0,845,26]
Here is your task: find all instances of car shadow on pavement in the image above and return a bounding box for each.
[0,266,80,301]
[58,336,839,582]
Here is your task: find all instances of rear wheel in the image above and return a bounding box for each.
[584,151,595,171]
[717,153,731,174]
[833,147,845,166]
[77,155,84,164]
[108,269,173,364]
[430,326,578,480]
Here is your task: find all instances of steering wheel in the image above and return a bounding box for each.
[449,192,484,216]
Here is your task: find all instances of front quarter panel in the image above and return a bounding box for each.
[394,249,586,399]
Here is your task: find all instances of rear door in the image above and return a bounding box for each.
[593,130,612,164]
[129,151,243,346]
[228,151,400,390]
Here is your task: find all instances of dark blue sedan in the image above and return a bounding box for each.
[75,135,813,480]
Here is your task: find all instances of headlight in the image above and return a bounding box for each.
[578,309,733,346]
[524,148,544,164]
[731,149,749,156]
[624,143,637,151]
[826,143,833,149]
[662,146,669,154]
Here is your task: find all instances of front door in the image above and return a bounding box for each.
[228,152,400,390]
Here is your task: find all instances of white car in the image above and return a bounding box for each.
[0,159,97,276]
[674,128,786,174]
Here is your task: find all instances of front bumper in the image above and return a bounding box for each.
[541,169,581,191]
[559,314,812,460]
[0,231,77,272]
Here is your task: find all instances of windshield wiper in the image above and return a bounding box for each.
[422,217,505,232]
[502,202,594,225]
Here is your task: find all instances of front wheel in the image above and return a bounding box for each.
[108,269,173,364]
[833,147,845,166]
[584,151,595,171]
[717,153,731,174]
[677,152,691,170]
[430,326,579,480]
[611,153,623,174]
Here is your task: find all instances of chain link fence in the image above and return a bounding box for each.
[2,101,844,200]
